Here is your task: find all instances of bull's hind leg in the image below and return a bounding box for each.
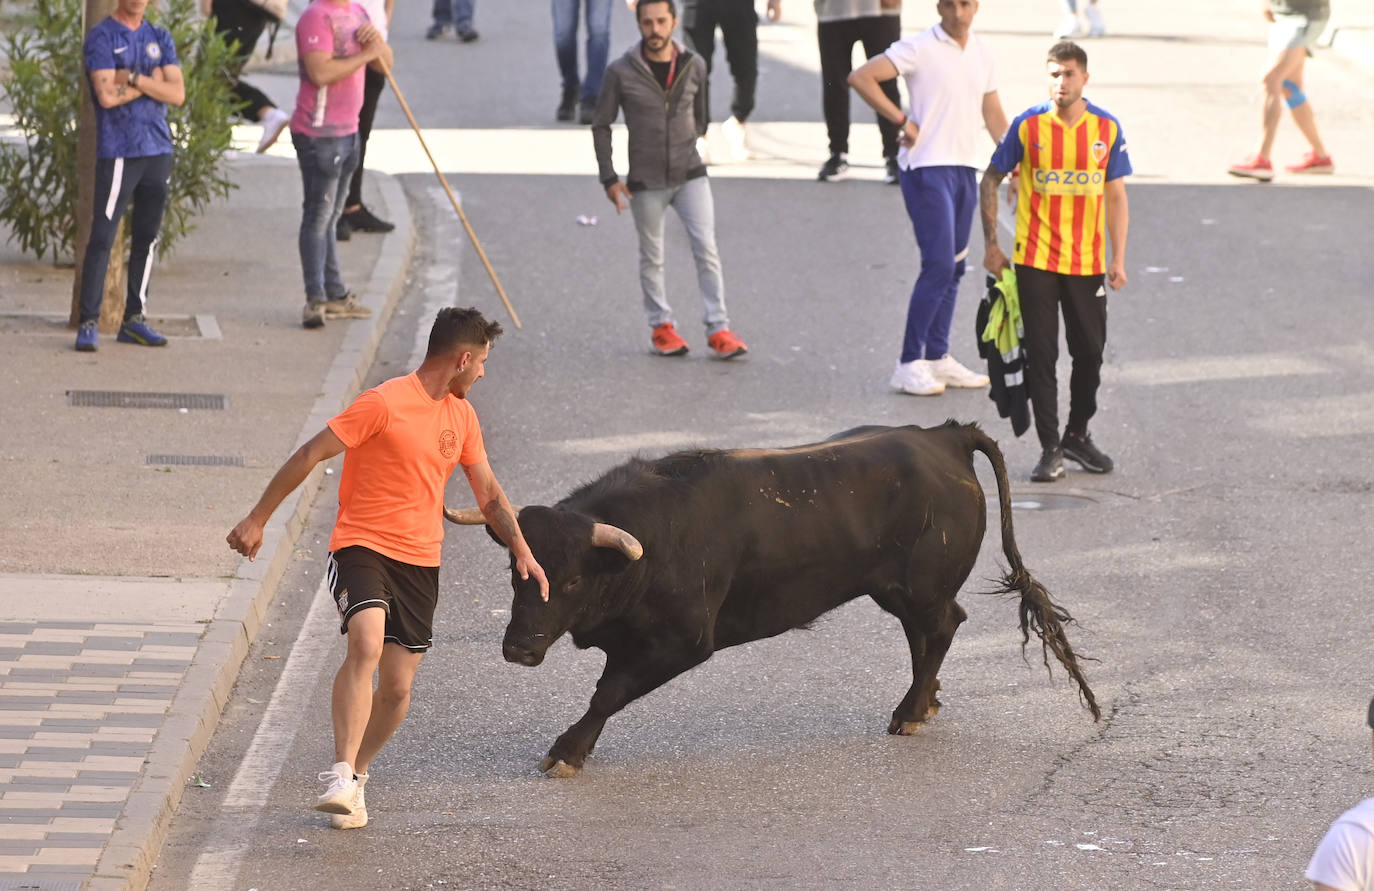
[872,591,968,735]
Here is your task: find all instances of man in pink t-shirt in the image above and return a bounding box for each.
[290,0,392,329]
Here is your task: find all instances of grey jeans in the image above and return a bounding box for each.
[629,177,729,334]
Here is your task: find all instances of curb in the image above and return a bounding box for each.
[85,170,415,891]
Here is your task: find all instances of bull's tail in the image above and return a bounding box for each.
[966,424,1102,722]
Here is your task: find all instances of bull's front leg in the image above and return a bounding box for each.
[540,645,710,778]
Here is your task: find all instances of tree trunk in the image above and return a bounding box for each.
[71,0,127,333]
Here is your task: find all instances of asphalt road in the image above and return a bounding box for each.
[150,0,1374,888]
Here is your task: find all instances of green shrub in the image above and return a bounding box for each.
[0,0,241,263]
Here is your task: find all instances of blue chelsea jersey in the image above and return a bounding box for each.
[84,17,179,159]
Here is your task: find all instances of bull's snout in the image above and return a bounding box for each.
[502,641,544,667]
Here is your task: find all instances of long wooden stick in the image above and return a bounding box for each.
[383,71,521,329]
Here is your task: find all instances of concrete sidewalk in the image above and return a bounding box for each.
[0,154,414,889]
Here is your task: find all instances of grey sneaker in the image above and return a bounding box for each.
[331,773,368,829]
[323,293,372,319]
[302,301,326,329]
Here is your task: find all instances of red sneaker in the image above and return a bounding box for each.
[651,322,689,356]
[1226,155,1274,182]
[1284,152,1334,174]
[707,328,748,359]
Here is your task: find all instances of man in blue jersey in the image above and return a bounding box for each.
[77,0,185,352]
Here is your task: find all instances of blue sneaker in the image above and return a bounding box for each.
[75,321,99,352]
[116,314,168,346]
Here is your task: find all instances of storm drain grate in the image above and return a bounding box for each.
[146,454,244,467]
[67,390,227,410]
[0,879,85,891]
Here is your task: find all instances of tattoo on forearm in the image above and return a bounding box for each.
[116,84,127,99]
[979,173,1001,242]
[484,499,520,546]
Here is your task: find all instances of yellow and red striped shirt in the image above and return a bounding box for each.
[990,100,1131,276]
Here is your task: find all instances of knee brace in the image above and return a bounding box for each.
[1282,79,1307,109]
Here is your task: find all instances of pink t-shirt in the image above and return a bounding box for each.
[291,0,371,139]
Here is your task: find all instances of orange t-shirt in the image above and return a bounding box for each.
[326,372,486,566]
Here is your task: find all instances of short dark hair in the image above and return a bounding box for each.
[637,0,676,21]
[1048,40,1088,71]
[426,306,503,359]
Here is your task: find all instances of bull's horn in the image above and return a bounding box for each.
[590,523,644,561]
[442,505,522,525]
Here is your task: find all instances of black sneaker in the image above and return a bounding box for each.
[557,85,577,122]
[343,205,394,233]
[425,22,450,39]
[1061,430,1114,473]
[578,100,595,126]
[457,26,479,42]
[818,153,850,182]
[336,215,352,241]
[1030,447,1064,483]
[884,157,900,185]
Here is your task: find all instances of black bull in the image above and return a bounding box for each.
[447,422,1100,778]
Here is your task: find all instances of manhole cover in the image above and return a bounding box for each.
[67,390,227,410]
[1006,493,1096,511]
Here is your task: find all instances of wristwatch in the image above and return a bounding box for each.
[129,70,140,88]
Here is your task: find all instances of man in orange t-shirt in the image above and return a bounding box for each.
[227,307,547,829]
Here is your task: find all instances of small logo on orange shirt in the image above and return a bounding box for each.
[1091,140,1108,164]
[439,429,457,458]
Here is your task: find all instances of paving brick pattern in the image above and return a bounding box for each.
[0,622,201,886]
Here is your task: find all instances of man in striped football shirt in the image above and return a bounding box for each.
[978,40,1130,484]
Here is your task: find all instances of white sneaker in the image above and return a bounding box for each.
[695,135,711,166]
[330,773,368,829]
[930,354,990,388]
[1084,3,1106,36]
[256,107,290,154]
[1053,13,1083,38]
[890,360,946,396]
[722,116,750,161]
[314,761,357,815]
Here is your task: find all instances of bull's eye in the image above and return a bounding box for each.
[563,576,582,593]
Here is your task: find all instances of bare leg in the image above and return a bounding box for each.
[354,643,423,774]
[1283,60,1329,157]
[331,608,386,769]
[1255,47,1305,160]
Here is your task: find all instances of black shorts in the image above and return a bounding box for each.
[327,545,439,652]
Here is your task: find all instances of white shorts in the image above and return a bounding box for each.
[1269,12,1328,58]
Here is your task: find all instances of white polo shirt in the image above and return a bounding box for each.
[884,24,997,171]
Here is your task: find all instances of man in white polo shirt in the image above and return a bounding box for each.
[849,0,1007,397]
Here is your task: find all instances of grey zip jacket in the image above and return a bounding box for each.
[592,41,708,192]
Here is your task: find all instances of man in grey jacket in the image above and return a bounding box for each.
[591,0,748,359]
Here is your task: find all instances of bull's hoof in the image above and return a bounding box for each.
[538,756,581,778]
[887,719,926,736]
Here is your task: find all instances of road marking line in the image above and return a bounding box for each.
[408,186,463,370]
[185,576,335,889]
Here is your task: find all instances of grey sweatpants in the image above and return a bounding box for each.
[629,177,729,334]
